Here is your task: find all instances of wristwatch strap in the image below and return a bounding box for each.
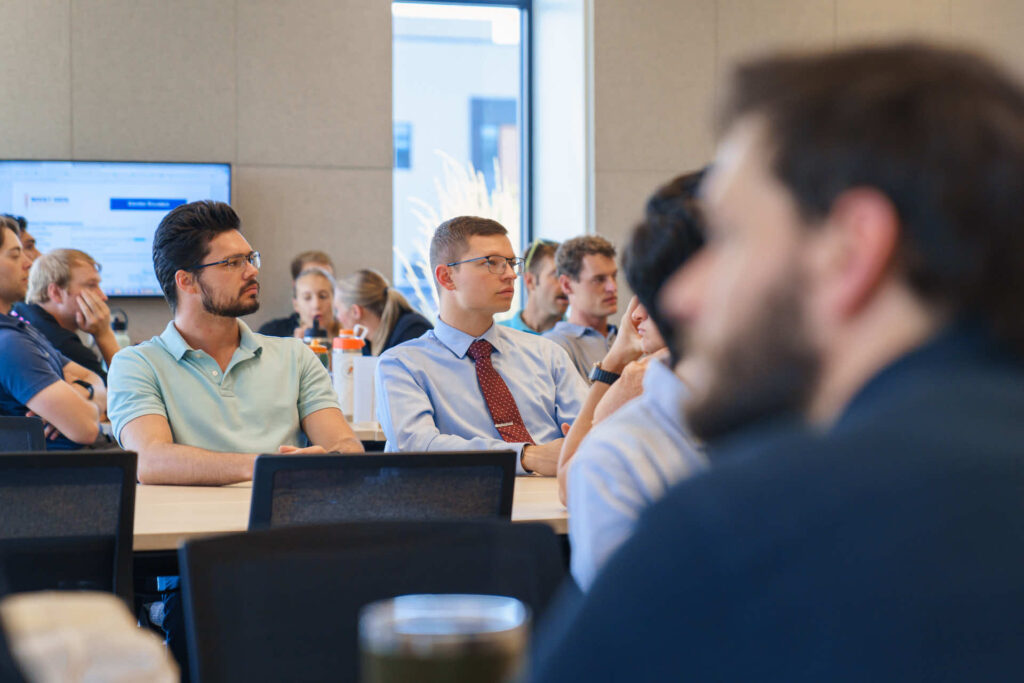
[72,379,95,400]
[588,362,621,385]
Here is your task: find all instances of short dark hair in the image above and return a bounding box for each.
[290,250,334,280]
[623,170,707,363]
[152,200,241,311]
[429,216,508,292]
[555,235,616,280]
[723,42,1024,354]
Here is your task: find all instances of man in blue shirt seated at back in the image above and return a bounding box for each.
[107,200,362,485]
[14,248,120,381]
[531,43,1024,681]
[376,216,586,475]
[0,220,106,449]
[543,235,619,381]
[500,239,566,335]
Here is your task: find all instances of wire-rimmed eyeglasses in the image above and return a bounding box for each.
[191,251,261,272]
[446,255,526,275]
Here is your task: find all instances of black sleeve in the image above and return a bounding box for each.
[55,336,107,382]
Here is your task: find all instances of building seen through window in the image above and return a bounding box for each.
[392,1,526,319]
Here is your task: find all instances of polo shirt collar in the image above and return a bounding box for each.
[434,316,505,359]
[159,319,264,361]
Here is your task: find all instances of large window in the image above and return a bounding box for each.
[392,1,529,320]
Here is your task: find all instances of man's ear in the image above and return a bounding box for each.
[174,269,199,299]
[818,187,900,318]
[523,271,537,292]
[558,274,574,296]
[435,264,457,292]
[47,282,66,304]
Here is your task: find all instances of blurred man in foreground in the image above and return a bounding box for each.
[531,43,1024,681]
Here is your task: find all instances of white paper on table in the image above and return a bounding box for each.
[352,356,379,423]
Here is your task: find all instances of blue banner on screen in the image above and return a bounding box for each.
[110,198,187,211]
[0,161,231,296]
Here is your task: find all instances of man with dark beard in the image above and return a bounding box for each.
[530,43,1024,681]
[107,200,362,485]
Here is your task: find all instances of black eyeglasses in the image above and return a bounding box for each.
[446,255,526,275]
[524,239,557,273]
[192,251,261,272]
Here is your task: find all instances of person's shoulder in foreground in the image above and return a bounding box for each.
[533,324,1024,681]
[567,357,706,589]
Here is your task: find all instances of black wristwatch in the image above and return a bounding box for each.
[72,379,95,400]
[588,362,621,385]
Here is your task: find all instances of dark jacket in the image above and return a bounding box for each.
[381,310,433,354]
[531,322,1024,682]
[257,313,300,338]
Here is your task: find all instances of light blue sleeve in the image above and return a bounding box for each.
[550,344,587,428]
[107,347,167,447]
[567,424,648,591]
[295,341,341,419]
[375,350,528,466]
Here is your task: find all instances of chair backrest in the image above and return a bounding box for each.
[248,451,516,530]
[0,417,45,453]
[179,520,565,683]
[0,451,137,607]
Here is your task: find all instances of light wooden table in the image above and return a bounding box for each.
[133,475,566,551]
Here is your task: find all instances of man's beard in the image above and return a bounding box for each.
[199,278,260,318]
[683,269,820,442]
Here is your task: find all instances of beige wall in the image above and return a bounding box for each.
[590,0,1024,265]
[4,1,1024,337]
[0,0,392,341]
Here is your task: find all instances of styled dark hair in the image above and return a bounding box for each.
[555,235,616,280]
[623,170,707,364]
[152,200,241,311]
[723,42,1024,354]
[290,250,334,280]
[429,216,508,293]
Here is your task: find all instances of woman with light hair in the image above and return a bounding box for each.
[334,269,432,356]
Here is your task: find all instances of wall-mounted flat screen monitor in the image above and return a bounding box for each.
[0,160,232,296]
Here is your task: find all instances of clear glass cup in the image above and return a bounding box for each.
[359,594,529,683]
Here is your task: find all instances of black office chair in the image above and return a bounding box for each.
[0,451,137,607]
[248,451,517,530]
[179,520,565,683]
[0,417,45,452]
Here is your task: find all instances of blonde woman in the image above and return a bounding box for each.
[334,269,432,355]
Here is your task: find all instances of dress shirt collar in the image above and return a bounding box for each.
[433,316,506,359]
[553,320,617,339]
[159,319,264,361]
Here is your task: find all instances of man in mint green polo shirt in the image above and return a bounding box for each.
[107,200,362,485]
[500,239,567,334]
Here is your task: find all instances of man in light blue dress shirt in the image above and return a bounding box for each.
[108,201,362,485]
[543,235,619,381]
[564,170,708,588]
[376,216,586,475]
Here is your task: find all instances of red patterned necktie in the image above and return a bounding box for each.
[466,339,535,444]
